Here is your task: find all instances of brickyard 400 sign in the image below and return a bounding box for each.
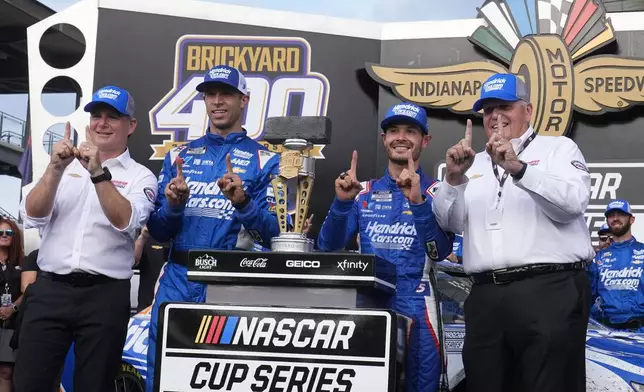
[148,35,330,160]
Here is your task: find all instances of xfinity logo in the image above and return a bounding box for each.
[286,260,320,268]
[195,255,217,270]
[336,259,369,272]
[240,257,268,268]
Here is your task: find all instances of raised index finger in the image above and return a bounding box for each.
[176,157,184,179]
[226,153,233,174]
[465,119,472,146]
[64,122,72,140]
[350,150,358,173]
[407,150,414,172]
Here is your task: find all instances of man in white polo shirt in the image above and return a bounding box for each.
[15,86,157,392]
[432,73,593,392]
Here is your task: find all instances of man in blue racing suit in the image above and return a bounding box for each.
[590,199,644,332]
[318,103,453,392]
[145,65,280,390]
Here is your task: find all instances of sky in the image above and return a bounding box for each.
[0,0,480,218]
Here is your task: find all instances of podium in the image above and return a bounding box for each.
[154,250,411,392]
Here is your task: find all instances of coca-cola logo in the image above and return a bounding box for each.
[240,257,268,268]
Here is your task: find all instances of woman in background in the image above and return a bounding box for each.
[0,218,24,392]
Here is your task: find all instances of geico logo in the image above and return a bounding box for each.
[286,260,320,268]
[230,158,250,166]
[124,320,149,354]
[186,179,222,196]
[231,317,355,349]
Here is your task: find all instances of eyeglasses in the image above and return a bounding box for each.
[0,230,14,237]
[598,236,612,242]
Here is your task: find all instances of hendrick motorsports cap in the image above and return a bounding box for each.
[196,65,248,94]
[83,85,135,117]
[605,199,632,216]
[380,102,428,134]
[598,223,611,235]
[472,73,529,112]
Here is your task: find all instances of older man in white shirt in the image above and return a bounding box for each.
[432,73,593,392]
[15,86,157,392]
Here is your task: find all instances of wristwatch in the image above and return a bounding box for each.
[91,167,112,184]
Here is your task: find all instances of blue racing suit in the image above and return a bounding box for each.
[145,130,280,391]
[317,168,453,392]
[589,237,644,333]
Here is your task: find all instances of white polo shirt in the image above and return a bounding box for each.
[20,149,158,279]
[432,127,595,275]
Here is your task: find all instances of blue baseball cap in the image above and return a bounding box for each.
[598,223,610,235]
[472,73,529,112]
[196,65,248,95]
[605,199,632,216]
[380,102,428,134]
[83,85,135,117]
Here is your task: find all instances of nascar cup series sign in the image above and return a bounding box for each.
[155,304,397,392]
[148,35,330,159]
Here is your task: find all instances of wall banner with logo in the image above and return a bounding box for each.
[155,303,401,392]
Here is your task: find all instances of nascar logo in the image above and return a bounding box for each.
[194,315,356,349]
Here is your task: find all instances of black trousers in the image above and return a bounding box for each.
[13,274,130,392]
[463,269,590,392]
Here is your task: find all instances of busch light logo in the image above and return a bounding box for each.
[240,257,268,268]
[195,254,217,270]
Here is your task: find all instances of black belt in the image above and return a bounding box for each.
[604,317,644,331]
[39,271,118,287]
[470,261,587,285]
[169,250,190,266]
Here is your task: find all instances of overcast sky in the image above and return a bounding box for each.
[0,0,480,218]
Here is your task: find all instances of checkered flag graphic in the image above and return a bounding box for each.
[538,0,573,34]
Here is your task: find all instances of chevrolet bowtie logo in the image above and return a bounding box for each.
[367,0,644,137]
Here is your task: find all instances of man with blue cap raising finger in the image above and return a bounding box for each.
[318,102,454,392]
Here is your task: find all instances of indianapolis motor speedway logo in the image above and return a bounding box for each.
[367,0,644,136]
[148,35,330,160]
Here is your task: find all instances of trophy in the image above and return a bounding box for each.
[263,116,332,253]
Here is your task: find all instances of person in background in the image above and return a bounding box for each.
[589,200,644,332]
[0,218,24,392]
[596,223,612,251]
[16,86,157,392]
[133,226,168,312]
[433,73,593,392]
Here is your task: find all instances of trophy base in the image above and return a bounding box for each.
[271,233,314,253]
